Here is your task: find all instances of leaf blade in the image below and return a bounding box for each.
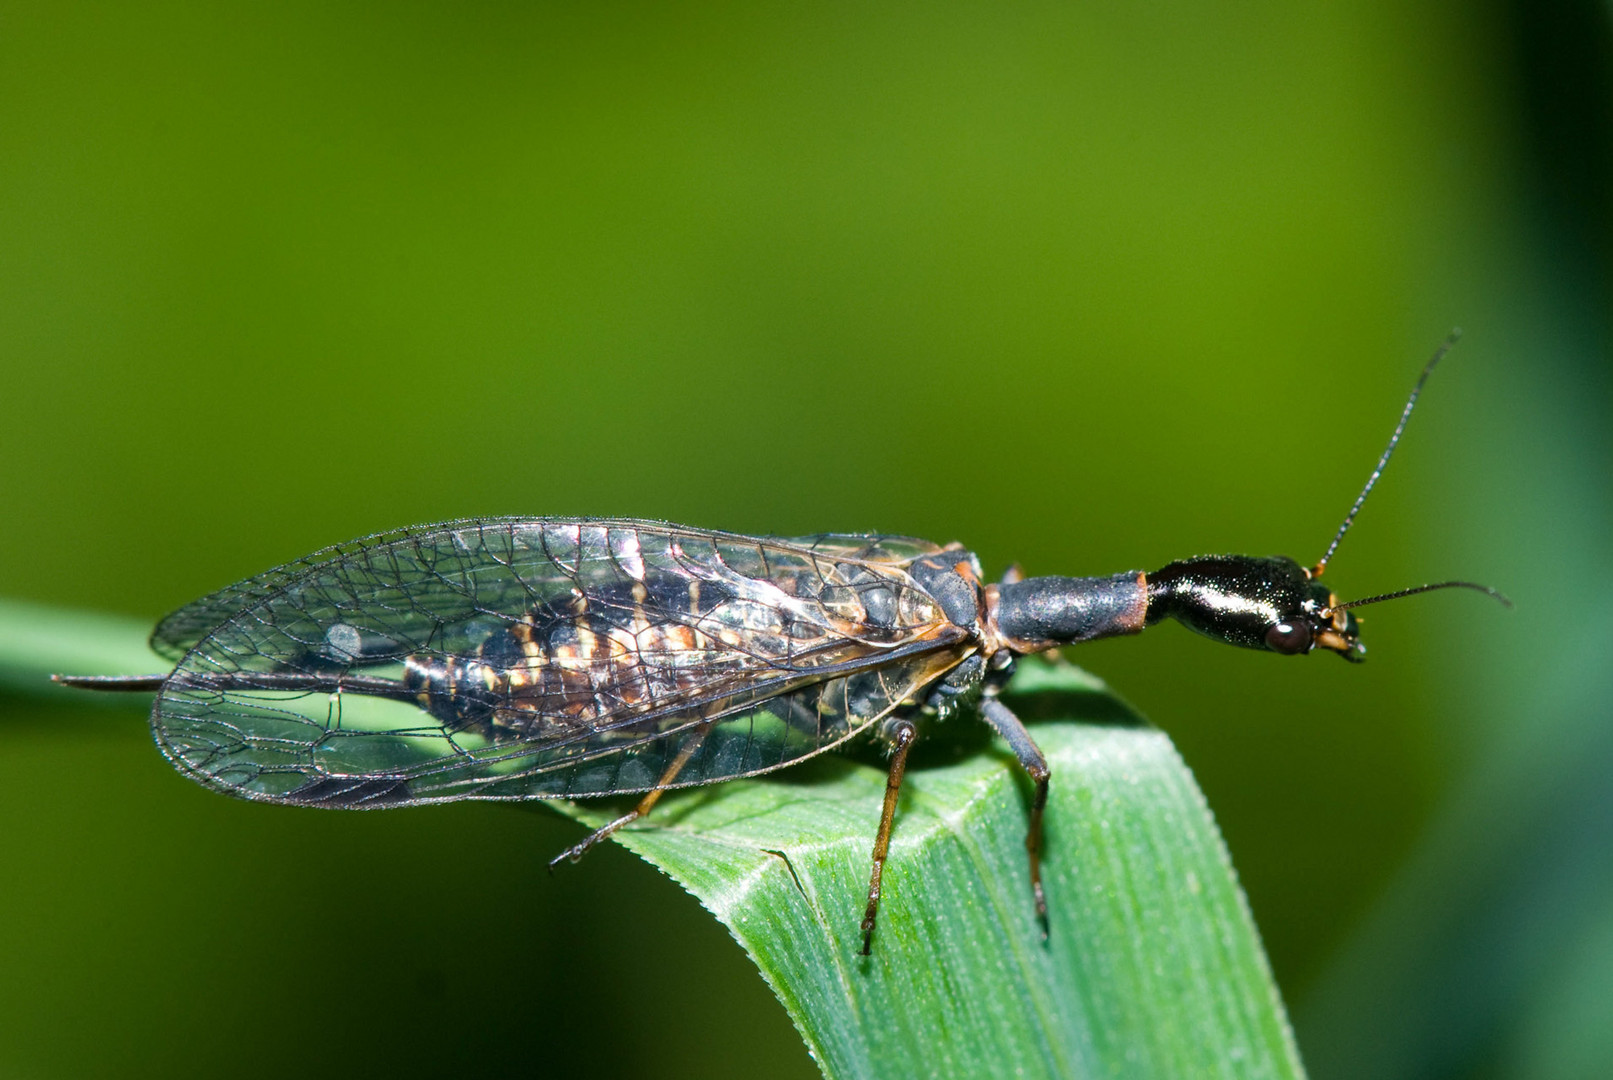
[565,661,1305,1079]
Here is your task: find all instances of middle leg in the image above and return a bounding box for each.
[979,695,1052,938]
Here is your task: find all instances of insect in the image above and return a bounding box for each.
[56,336,1505,954]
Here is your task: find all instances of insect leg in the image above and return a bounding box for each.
[546,722,712,871]
[860,718,918,956]
[979,696,1052,939]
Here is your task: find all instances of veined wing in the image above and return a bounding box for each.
[148,523,431,663]
[149,520,948,661]
[150,519,971,806]
[156,636,972,805]
[781,533,949,564]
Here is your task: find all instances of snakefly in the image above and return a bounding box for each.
[56,335,1506,954]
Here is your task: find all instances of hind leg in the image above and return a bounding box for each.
[547,722,711,870]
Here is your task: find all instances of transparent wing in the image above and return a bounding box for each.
[150,518,534,663]
[150,519,971,806]
[150,522,948,661]
[782,533,948,564]
[155,639,970,805]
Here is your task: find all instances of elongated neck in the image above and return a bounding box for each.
[988,571,1148,652]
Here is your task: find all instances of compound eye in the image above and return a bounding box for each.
[1265,620,1314,655]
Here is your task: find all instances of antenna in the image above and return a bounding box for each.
[1328,580,1512,613]
[1313,329,1463,578]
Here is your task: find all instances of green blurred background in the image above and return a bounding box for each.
[2,2,1608,1077]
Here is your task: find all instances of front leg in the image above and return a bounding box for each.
[860,717,918,956]
[978,695,1052,939]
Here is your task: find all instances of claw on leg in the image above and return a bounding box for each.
[547,810,643,872]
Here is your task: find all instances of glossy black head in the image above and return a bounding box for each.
[1145,555,1365,661]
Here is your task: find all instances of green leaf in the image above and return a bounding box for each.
[1,601,1303,1079]
[560,659,1303,1079]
